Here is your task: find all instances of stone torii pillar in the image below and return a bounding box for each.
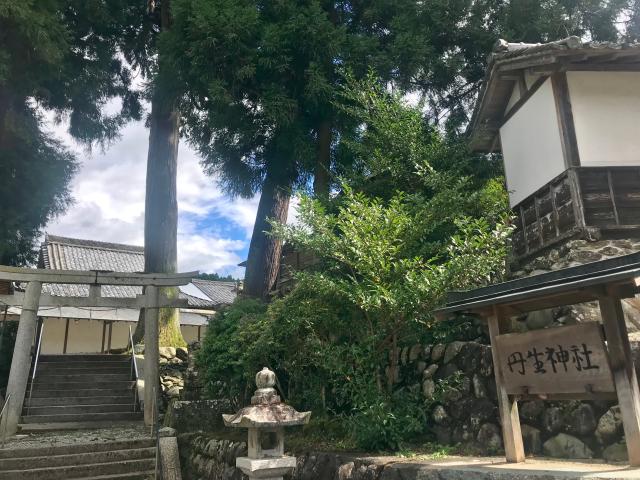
[1,281,41,438]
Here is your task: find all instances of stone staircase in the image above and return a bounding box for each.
[0,438,155,479]
[20,354,142,432]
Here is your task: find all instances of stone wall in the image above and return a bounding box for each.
[391,338,629,462]
[177,433,385,480]
[510,238,640,334]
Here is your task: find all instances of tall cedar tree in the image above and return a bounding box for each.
[168,0,634,300]
[132,0,185,347]
[0,0,144,265]
[166,0,483,299]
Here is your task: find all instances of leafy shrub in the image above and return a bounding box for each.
[197,77,511,450]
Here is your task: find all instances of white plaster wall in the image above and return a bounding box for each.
[39,319,207,354]
[182,325,205,344]
[41,318,67,355]
[567,71,640,166]
[505,84,520,112]
[66,318,104,353]
[500,78,566,206]
[110,321,131,350]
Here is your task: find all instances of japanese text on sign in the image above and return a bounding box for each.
[494,323,614,396]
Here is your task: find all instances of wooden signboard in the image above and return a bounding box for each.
[494,323,615,396]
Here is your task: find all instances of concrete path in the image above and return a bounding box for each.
[360,455,640,479]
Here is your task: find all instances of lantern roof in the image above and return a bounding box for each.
[469,36,640,152]
[222,367,311,429]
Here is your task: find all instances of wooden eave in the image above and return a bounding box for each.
[469,44,640,152]
[434,251,640,318]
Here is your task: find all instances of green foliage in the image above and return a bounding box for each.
[186,0,637,452]
[198,79,512,450]
[0,0,146,265]
[197,298,269,407]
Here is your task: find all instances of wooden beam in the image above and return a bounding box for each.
[499,76,548,128]
[567,168,586,229]
[0,293,188,309]
[599,296,640,466]
[107,321,113,353]
[0,266,197,286]
[551,72,580,168]
[63,318,70,354]
[487,308,525,463]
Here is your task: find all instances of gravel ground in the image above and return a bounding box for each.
[0,424,151,450]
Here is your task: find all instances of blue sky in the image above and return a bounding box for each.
[44,116,291,278]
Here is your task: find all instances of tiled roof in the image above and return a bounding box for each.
[191,279,238,305]
[469,36,640,151]
[39,234,237,308]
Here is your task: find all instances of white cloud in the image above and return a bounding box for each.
[45,118,253,276]
[44,111,303,277]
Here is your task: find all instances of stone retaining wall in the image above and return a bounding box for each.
[391,339,630,462]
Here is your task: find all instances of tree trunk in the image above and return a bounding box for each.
[243,168,291,300]
[313,120,332,196]
[133,0,185,347]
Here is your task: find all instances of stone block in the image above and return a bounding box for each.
[566,403,597,436]
[519,400,544,422]
[602,442,628,463]
[543,433,593,459]
[443,341,465,364]
[542,407,565,435]
[596,405,623,444]
[432,405,449,425]
[521,424,542,455]
[422,379,435,399]
[476,423,502,453]
[431,344,445,362]
[422,364,438,380]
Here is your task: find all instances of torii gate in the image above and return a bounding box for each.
[0,265,196,438]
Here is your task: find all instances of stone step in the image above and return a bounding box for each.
[18,420,145,433]
[0,447,155,470]
[32,373,132,384]
[23,404,137,416]
[29,380,134,390]
[36,364,132,373]
[24,395,134,407]
[20,412,143,424]
[29,388,133,398]
[38,355,130,363]
[0,458,155,480]
[0,439,155,459]
[71,472,154,480]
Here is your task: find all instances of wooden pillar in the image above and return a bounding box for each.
[1,280,41,438]
[599,295,640,466]
[63,318,70,354]
[144,285,160,426]
[487,307,525,463]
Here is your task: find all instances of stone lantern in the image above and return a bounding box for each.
[223,367,310,480]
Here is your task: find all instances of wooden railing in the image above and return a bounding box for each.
[511,166,640,260]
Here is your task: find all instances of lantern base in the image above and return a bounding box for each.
[236,456,297,480]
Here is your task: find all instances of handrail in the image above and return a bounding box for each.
[128,326,139,412]
[26,323,44,415]
[0,393,12,445]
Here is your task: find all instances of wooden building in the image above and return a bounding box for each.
[470,37,640,262]
[2,235,239,353]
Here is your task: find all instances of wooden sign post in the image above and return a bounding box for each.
[489,300,640,466]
